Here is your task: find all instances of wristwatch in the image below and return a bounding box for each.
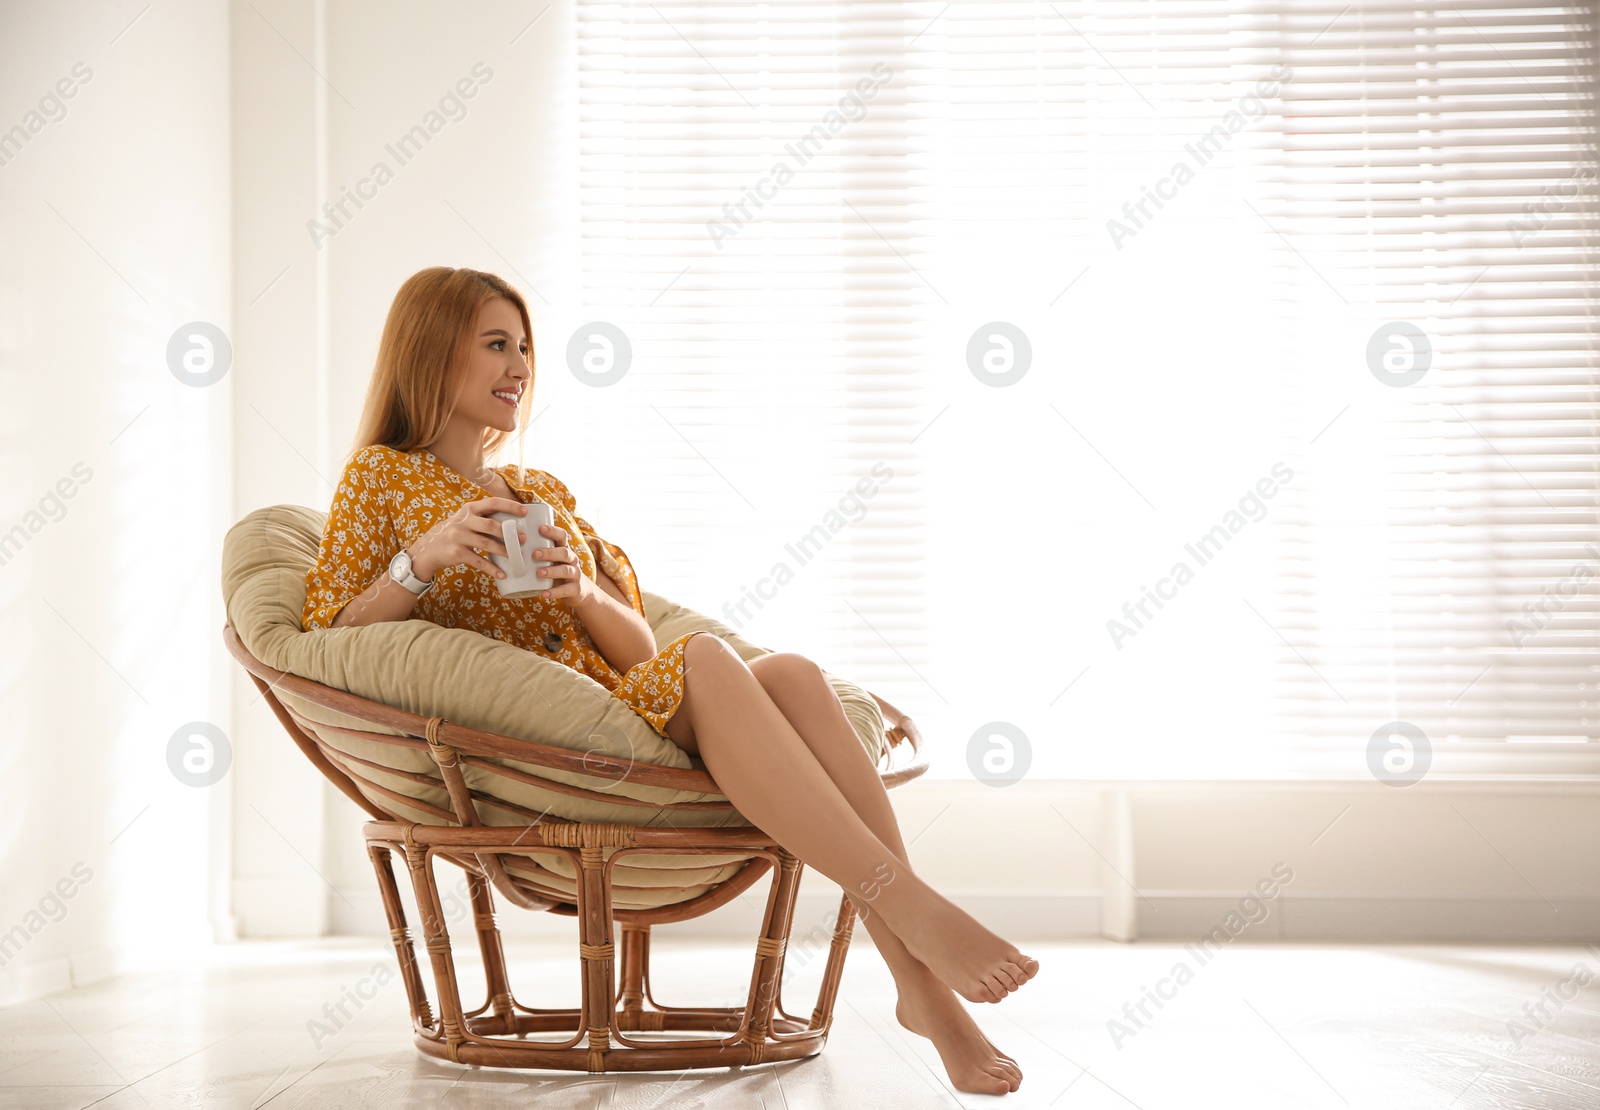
[388,547,435,596]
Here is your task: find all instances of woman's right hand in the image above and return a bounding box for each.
[408,497,529,582]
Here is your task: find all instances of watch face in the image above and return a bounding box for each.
[390,551,409,579]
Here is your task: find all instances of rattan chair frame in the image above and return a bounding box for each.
[223,623,929,1072]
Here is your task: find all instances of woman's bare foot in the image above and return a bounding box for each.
[895,967,1022,1095]
[877,876,1039,1003]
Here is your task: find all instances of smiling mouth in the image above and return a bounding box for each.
[492,390,520,407]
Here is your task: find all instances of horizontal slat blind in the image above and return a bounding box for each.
[573,3,932,698]
[1264,2,1600,768]
[569,1,1598,776]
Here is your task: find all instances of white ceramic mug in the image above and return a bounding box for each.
[487,502,557,599]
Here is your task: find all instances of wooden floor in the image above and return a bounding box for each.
[0,937,1595,1108]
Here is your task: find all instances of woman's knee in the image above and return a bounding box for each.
[748,651,827,695]
[665,634,749,753]
[679,633,757,706]
[682,631,743,674]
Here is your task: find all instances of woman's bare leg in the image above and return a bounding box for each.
[745,652,1025,1095]
[660,633,1037,1006]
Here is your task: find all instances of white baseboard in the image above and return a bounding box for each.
[1141,893,1600,943]
[323,885,1600,944]
[0,943,138,1009]
[0,953,73,1008]
[234,877,330,937]
[65,945,124,988]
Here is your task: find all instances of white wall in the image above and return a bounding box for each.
[227,0,580,937]
[227,0,334,941]
[0,0,235,1005]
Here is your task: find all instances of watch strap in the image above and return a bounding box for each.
[391,550,433,595]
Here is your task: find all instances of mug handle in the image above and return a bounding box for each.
[500,517,527,578]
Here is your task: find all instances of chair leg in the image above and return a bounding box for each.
[617,923,649,1015]
[809,892,858,1030]
[367,842,435,1031]
[742,850,803,1060]
[466,867,517,1027]
[576,845,616,1073]
[405,837,471,1063]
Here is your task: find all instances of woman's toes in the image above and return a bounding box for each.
[974,1072,1011,1095]
[1004,953,1037,980]
[980,1041,1021,1074]
[988,1065,1020,1091]
[961,979,996,1004]
[1003,960,1033,987]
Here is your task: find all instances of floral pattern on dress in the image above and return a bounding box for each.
[610,631,705,734]
[302,444,690,738]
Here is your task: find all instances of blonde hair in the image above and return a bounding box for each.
[348,266,534,467]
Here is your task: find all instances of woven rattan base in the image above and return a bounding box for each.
[366,819,859,1072]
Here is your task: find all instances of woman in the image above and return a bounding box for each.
[303,266,1038,1095]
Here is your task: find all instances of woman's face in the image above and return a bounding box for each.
[456,296,531,434]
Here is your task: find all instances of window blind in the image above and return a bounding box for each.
[1263,1,1600,775]
[571,3,934,714]
[567,1,1599,778]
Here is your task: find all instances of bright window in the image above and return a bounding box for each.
[553,2,1599,779]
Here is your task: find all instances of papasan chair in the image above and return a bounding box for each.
[220,503,929,1073]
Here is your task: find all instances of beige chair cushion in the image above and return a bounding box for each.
[221,504,885,909]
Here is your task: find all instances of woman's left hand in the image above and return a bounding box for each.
[533,523,594,608]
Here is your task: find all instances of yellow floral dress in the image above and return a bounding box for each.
[301,444,697,736]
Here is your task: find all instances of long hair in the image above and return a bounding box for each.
[348,266,534,468]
